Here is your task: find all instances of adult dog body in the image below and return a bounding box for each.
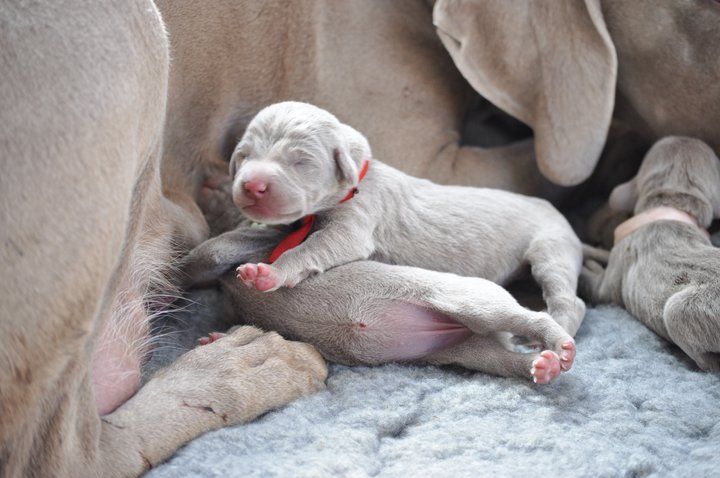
[0,2,326,477]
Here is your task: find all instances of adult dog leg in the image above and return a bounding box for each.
[1,2,325,476]
[99,326,326,476]
[0,0,173,473]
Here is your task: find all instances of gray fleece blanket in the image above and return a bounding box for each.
[146,298,720,477]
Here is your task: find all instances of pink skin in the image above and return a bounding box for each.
[243,180,268,199]
[232,168,277,212]
[531,351,561,384]
[92,290,149,415]
[198,331,226,345]
[531,341,576,384]
[559,341,577,371]
[232,177,300,225]
[236,263,286,291]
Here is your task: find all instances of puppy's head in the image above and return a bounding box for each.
[229,102,372,225]
[609,137,720,227]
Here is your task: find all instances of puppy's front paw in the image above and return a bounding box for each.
[236,263,284,292]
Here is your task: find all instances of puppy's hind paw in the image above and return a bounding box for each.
[530,350,561,384]
[559,340,576,371]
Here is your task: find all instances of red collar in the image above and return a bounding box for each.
[268,160,370,263]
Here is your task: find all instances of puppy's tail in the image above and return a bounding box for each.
[663,279,720,370]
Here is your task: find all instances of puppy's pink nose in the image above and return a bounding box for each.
[243,180,268,199]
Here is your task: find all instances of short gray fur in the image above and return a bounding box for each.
[581,136,720,370]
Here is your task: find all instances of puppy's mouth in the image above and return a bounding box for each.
[240,203,304,225]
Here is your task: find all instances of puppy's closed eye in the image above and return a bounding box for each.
[289,156,317,171]
[289,157,307,167]
[229,153,246,177]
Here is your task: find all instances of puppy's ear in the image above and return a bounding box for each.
[333,147,359,185]
[334,124,372,185]
[608,177,638,213]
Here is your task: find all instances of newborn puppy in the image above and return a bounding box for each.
[187,225,576,384]
[231,102,586,338]
[582,137,720,371]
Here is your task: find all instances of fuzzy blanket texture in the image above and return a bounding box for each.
[145,294,720,478]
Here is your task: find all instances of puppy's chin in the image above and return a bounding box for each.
[239,204,305,225]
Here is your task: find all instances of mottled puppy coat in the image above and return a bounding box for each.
[582,137,720,370]
[228,102,586,382]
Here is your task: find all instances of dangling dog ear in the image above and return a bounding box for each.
[434,0,617,186]
[608,177,638,213]
[334,123,372,185]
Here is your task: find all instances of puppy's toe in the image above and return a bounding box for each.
[531,351,561,384]
[559,340,576,371]
[254,263,282,292]
[197,331,227,346]
[237,263,259,286]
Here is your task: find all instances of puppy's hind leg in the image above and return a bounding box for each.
[525,234,587,336]
[418,276,577,375]
[426,333,562,384]
[664,281,720,371]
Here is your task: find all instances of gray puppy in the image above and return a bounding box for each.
[215,101,587,381]
[232,102,585,333]
[186,226,574,384]
[581,136,720,371]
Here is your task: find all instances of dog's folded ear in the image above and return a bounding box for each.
[333,147,359,185]
[334,124,372,185]
[433,0,617,187]
[608,177,638,213]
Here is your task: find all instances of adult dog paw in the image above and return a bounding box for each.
[155,326,327,424]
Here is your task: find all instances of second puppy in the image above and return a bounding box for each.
[582,137,720,371]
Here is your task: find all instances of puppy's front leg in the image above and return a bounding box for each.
[238,220,375,292]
